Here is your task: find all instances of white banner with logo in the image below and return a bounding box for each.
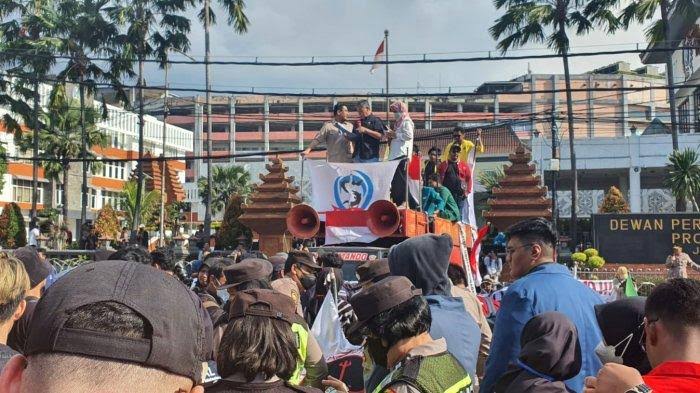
[307,161,401,214]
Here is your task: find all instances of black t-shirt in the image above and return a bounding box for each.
[0,344,19,371]
[207,378,322,393]
[353,114,385,160]
[442,161,463,202]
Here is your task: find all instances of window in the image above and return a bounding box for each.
[12,179,37,204]
[101,162,127,179]
[89,189,98,209]
[694,88,700,133]
[101,191,122,210]
[55,184,63,206]
[679,100,692,134]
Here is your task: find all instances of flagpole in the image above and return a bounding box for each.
[384,29,389,128]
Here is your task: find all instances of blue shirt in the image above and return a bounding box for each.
[481,262,604,393]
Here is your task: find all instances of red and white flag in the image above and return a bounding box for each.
[407,152,421,204]
[325,209,377,245]
[469,224,489,287]
[369,39,385,74]
[461,145,478,229]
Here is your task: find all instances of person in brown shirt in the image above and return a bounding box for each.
[302,103,354,163]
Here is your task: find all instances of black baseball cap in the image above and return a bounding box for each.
[220,258,273,289]
[229,289,296,325]
[356,258,390,285]
[284,250,321,272]
[347,276,422,336]
[13,246,51,288]
[24,260,212,383]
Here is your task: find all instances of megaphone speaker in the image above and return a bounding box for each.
[366,200,400,237]
[286,204,320,239]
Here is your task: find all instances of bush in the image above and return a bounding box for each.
[95,204,121,240]
[583,248,599,258]
[0,203,27,248]
[216,194,251,250]
[586,255,606,269]
[571,252,588,264]
[599,186,630,213]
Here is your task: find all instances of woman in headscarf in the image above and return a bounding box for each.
[593,297,651,374]
[387,101,414,160]
[494,312,581,393]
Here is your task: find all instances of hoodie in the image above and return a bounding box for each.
[388,234,482,381]
[594,297,651,374]
[494,312,581,393]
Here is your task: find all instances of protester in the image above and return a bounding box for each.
[118,226,129,247]
[63,226,73,248]
[0,252,29,371]
[198,258,234,328]
[210,289,323,393]
[0,259,212,393]
[136,224,149,248]
[7,247,51,354]
[150,246,176,274]
[483,251,503,282]
[494,312,582,393]
[28,220,41,247]
[438,144,471,212]
[272,251,321,319]
[482,218,604,393]
[665,245,699,279]
[350,100,385,163]
[109,244,152,265]
[191,260,210,295]
[388,234,491,383]
[269,254,287,281]
[585,278,700,393]
[613,266,637,299]
[345,276,473,393]
[308,253,344,326]
[303,103,355,163]
[593,297,651,374]
[192,224,206,257]
[441,126,484,163]
[387,101,414,160]
[422,173,460,222]
[423,147,441,184]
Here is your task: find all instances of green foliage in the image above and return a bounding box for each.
[198,165,252,214]
[586,255,606,269]
[571,252,588,264]
[583,248,599,258]
[599,186,631,213]
[618,0,699,44]
[0,203,27,248]
[216,194,251,250]
[165,201,189,235]
[121,180,161,229]
[665,148,700,212]
[95,204,121,240]
[0,142,7,191]
[477,167,506,194]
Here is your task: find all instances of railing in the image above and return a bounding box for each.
[44,250,97,274]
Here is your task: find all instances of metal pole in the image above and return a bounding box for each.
[384,30,389,129]
[159,52,169,247]
[31,79,39,223]
[203,0,213,239]
[550,100,559,235]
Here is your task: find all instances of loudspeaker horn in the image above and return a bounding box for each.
[366,200,401,237]
[286,204,320,239]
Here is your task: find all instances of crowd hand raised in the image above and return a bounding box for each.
[589,363,645,393]
[322,376,349,393]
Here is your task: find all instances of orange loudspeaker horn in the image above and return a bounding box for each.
[367,200,401,237]
[286,204,320,239]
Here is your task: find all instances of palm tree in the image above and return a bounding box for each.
[665,148,700,211]
[490,0,619,247]
[477,167,506,194]
[121,179,162,228]
[15,84,108,225]
[619,0,699,151]
[191,0,249,238]
[106,0,192,231]
[197,165,251,215]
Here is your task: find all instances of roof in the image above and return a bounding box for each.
[131,152,185,203]
[642,118,671,135]
[414,124,526,158]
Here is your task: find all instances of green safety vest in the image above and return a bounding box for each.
[373,351,472,393]
[289,322,309,385]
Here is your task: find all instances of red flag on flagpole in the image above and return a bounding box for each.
[370,39,385,74]
[469,224,490,285]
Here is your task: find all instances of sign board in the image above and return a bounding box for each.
[591,214,700,264]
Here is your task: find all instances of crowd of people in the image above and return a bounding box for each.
[0,217,697,392]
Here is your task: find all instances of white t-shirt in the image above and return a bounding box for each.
[28,227,41,246]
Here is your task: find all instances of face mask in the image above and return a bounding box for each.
[393,112,401,120]
[300,274,317,290]
[365,337,388,368]
[595,332,633,365]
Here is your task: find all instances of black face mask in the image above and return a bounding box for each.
[366,337,388,368]
[300,274,317,290]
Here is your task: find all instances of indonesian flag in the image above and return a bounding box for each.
[461,145,478,229]
[325,209,377,245]
[469,224,489,287]
[407,152,421,205]
[370,39,385,74]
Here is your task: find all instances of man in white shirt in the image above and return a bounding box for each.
[483,251,502,282]
[28,220,41,247]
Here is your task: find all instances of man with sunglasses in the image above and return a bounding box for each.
[481,218,604,393]
[440,126,484,164]
[585,278,700,393]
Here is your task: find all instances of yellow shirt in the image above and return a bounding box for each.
[441,139,485,163]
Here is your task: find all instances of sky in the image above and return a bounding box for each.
[144,0,656,97]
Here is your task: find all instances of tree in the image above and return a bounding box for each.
[216,194,251,250]
[15,84,108,224]
[190,0,249,238]
[121,179,161,229]
[599,186,631,213]
[619,0,699,151]
[165,200,189,236]
[490,0,619,248]
[197,165,252,215]
[95,204,121,240]
[477,167,506,194]
[0,202,27,248]
[106,0,192,231]
[665,148,700,211]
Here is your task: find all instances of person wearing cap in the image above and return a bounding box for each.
[0,259,212,393]
[302,103,355,163]
[210,289,322,393]
[340,258,391,338]
[388,234,491,384]
[269,254,287,281]
[341,276,472,393]
[219,258,328,389]
[0,252,29,371]
[307,253,345,326]
[198,257,235,329]
[7,246,52,353]
[273,251,321,319]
